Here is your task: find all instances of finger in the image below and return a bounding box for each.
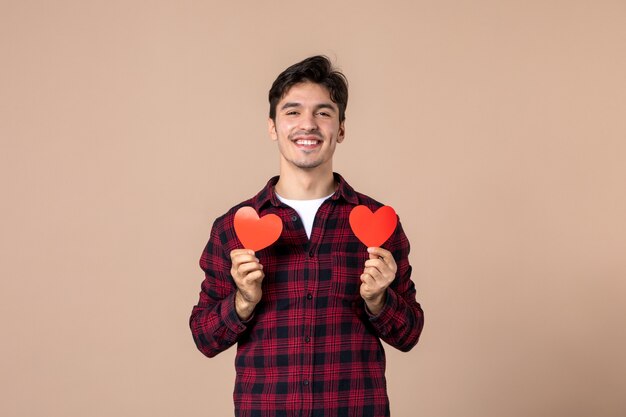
[367,246,391,259]
[231,253,260,267]
[363,266,384,282]
[360,274,380,300]
[244,270,264,283]
[230,249,255,259]
[231,249,257,261]
[364,258,387,271]
[360,273,375,286]
[237,261,263,276]
[364,259,393,280]
[367,247,397,272]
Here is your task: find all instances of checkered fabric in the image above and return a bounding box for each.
[190,173,424,417]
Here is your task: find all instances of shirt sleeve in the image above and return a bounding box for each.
[366,219,425,352]
[189,218,249,358]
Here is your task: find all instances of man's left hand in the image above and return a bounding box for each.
[360,247,397,315]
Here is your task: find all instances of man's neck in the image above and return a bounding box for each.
[274,166,336,200]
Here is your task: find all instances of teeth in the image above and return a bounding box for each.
[296,140,319,145]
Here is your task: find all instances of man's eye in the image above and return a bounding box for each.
[317,112,331,117]
[286,111,299,115]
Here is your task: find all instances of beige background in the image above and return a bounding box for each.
[1,1,625,416]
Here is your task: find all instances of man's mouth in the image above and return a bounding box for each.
[292,137,322,149]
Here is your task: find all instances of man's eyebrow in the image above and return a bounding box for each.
[280,102,302,110]
[315,103,337,112]
[279,102,337,111]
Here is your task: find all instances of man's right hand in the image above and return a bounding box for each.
[230,249,264,321]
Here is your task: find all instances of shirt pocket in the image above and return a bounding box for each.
[331,251,369,303]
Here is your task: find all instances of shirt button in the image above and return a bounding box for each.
[291,215,298,222]
[305,336,310,343]
[308,251,314,258]
[303,379,309,386]
[307,293,313,300]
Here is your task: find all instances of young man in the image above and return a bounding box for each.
[190,56,424,417]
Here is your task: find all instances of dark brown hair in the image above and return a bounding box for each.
[268,55,348,122]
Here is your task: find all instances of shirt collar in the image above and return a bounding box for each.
[252,172,359,211]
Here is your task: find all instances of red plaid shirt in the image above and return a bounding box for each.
[190,173,424,417]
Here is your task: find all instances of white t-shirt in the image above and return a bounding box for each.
[276,192,334,239]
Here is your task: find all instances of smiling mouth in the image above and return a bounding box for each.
[291,136,322,149]
[294,139,321,146]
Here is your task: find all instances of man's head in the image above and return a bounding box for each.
[267,56,348,173]
[269,55,348,123]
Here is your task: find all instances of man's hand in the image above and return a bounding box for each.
[230,249,264,321]
[360,247,397,315]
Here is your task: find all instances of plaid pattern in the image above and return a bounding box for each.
[190,173,424,417]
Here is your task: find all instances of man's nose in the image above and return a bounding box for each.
[299,112,318,131]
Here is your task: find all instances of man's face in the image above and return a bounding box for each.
[268,81,345,171]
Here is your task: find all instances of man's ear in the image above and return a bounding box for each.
[268,117,278,141]
[337,121,346,143]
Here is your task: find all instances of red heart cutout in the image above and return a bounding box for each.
[349,205,398,248]
[234,206,283,251]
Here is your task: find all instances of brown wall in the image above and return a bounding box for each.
[1,1,625,416]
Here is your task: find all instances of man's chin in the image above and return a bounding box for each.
[280,154,329,171]
[293,160,323,170]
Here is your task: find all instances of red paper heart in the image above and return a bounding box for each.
[234,206,283,252]
[349,205,398,248]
